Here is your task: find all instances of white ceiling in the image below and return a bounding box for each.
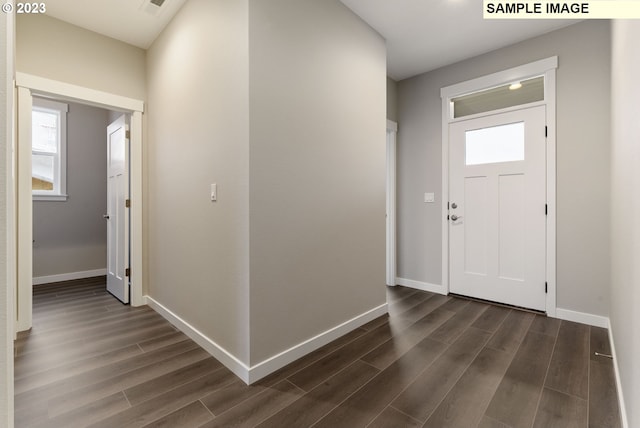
[42,0,579,81]
[43,0,187,49]
[340,0,579,80]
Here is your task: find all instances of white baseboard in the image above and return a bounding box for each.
[33,268,107,285]
[554,308,609,328]
[146,296,251,383]
[553,310,628,425]
[607,320,629,428]
[146,296,388,385]
[393,281,608,330]
[247,303,388,383]
[396,277,447,295]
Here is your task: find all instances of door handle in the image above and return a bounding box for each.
[103,214,110,220]
[451,214,462,221]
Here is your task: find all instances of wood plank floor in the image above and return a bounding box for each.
[15,277,622,427]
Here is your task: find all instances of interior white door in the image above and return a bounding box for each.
[449,106,546,311]
[106,115,129,303]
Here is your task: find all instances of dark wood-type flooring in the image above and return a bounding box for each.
[14,277,622,427]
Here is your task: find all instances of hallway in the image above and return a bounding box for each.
[15,279,621,427]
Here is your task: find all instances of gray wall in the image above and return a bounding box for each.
[387,77,398,122]
[16,11,146,289]
[146,0,251,362]
[396,21,611,317]
[1,10,14,427]
[33,101,109,278]
[146,0,386,368]
[16,14,146,100]
[610,20,640,428]
[248,0,386,364]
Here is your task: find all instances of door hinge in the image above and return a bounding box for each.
[545,204,548,215]
[125,199,131,208]
[126,130,131,139]
[545,282,548,293]
[545,126,548,138]
[125,268,130,277]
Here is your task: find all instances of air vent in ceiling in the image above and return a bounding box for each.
[140,0,167,16]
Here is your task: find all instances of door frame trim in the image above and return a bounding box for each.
[15,72,145,332]
[386,120,398,286]
[440,57,557,316]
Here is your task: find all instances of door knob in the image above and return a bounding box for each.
[103,214,110,220]
[451,202,458,209]
[451,214,460,221]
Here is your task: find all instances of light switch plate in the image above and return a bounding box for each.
[211,183,217,201]
[424,192,435,203]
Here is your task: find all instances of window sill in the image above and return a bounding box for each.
[33,194,68,202]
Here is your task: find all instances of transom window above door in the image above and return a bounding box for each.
[452,76,544,119]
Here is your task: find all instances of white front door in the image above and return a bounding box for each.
[449,106,546,311]
[106,115,129,303]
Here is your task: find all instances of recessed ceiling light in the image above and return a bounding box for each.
[509,82,522,90]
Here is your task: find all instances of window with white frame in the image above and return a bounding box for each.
[32,98,68,201]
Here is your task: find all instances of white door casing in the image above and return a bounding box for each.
[15,73,145,333]
[386,120,398,286]
[440,57,557,316]
[106,115,129,303]
[449,106,546,311]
